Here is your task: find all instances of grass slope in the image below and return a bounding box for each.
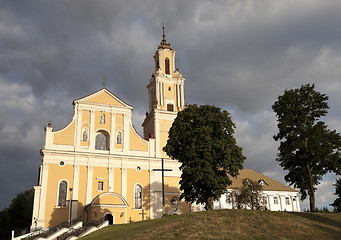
[80,209,341,240]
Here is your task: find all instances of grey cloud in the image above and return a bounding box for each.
[1,0,341,210]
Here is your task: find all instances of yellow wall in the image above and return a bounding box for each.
[86,206,126,224]
[114,168,122,195]
[45,163,74,227]
[84,91,124,106]
[129,125,148,151]
[77,166,87,218]
[92,166,108,199]
[53,120,75,145]
[126,169,150,221]
[159,119,174,158]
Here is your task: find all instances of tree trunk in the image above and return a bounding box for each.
[306,164,316,212]
[205,198,213,211]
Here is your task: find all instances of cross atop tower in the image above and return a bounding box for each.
[158,24,172,50]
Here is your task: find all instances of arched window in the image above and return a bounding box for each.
[165,58,170,74]
[58,181,67,207]
[134,184,142,209]
[116,132,122,144]
[95,132,109,150]
[82,128,88,141]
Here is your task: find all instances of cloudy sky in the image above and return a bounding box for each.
[1,0,341,211]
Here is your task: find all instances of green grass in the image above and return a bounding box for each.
[80,209,341,240]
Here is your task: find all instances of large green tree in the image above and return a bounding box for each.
[0,189,34,240]
[163,104,245,210]
[272,84,341,212]
[331,178,341,212]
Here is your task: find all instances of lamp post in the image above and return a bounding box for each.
[68,187,73,225]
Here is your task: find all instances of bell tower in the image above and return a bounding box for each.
[142,25,185,158]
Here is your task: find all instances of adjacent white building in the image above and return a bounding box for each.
[193,169,300,212]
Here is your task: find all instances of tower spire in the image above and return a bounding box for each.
[162,22,166,45]
[158,23,172,50]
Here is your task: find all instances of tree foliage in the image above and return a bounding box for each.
[0,189,34,240]
[272,84,341,211]
[331,178,341,212]
[163,104,245,210]
[232,179,265,210]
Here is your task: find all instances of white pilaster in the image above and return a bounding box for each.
[154,118,160,157]
[37,162,49,228]
[44,127,53,149]
[156,79,160,107]
[110,112,115,154]
[123,114,129,153]
[181,83,184,109]
[89,110,95,150]
[85,165,94,204]
[72,165,80,200]
[75,106,82,149]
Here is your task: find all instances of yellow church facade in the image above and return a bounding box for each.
[31,28,189,230]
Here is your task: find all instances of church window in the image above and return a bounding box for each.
[168,87,171,91]
[98,181,104,191]
[116,132,122,144]
[285,197,290,205]
[134,184,142,209]
[167,104,174,111]
[95,131,109,150]
[274,196,279,205]
[100,111,105,124]
[82,128,88,141]
[58,180,67,207]
[165,58,170,74]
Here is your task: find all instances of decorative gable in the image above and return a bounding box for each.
[74,88,133,108]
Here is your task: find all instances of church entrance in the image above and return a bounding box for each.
[104,213,114,225]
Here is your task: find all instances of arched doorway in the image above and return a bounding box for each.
[104,213,114,225]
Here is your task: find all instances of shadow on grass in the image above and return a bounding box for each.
[290,212,341,237]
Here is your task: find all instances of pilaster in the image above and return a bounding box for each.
[75,106,82,149]
[123,114,129,153]
[89,110,95,150]
[110,112,115,154]
[85,165,94,204]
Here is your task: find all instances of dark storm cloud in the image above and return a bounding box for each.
[1,0,341,210]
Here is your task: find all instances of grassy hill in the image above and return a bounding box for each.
[80,209,341,240]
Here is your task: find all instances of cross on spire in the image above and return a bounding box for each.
[162,22,167,45]
[103,76,106,87]
[158,22,172,50]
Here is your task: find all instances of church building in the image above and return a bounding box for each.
[30,27,300,231]
[31,26,189,230]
